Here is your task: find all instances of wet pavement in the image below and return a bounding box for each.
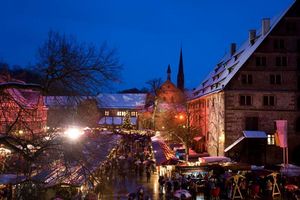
[100,170,160,200]
[100,170,205,200]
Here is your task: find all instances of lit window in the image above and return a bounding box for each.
[117,111,125,116]
[267,134,275,145]
[131,112,136,116]
[104,111,109,116]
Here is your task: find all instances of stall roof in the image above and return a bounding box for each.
[224,131,267,153]
[0,174,26,185]
[151,136,178,166]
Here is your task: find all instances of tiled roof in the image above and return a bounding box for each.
[191,1,294,99]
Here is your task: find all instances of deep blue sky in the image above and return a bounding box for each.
[0,0,294,91]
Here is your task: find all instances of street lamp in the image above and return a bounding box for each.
[175,112,191,162]
[65,127,83,140]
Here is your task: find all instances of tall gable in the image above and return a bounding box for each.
[191,0,297,99]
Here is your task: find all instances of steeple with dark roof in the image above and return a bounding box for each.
[177,48,185,91]
[167,64,171,81]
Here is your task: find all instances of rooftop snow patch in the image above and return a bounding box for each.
[97,93,147,109]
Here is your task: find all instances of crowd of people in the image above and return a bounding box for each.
[157,167,300,200]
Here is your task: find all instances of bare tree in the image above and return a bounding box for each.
[0,81,116,199]
[161,109,199,161]
[146,78,162,96]
[146,78,162,129]
[36,31,122,95]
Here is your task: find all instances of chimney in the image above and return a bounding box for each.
[262,18,270,36]
[230,43,236,56]
[249,30,256,45]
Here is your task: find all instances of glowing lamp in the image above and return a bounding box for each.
[179,114,185,120]
[65,127,83,140]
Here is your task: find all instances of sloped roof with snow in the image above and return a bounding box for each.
[44,96,93,108]
[191,1,294,100]
[151,136,178,166]
[97,93,147,109]
[0,78,43,108]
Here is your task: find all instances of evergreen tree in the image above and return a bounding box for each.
[122,110,132,129]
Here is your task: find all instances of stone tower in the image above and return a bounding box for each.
[177,48,185,91]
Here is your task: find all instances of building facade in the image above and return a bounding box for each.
[0,80,47,136]
[188,1,300,165]
[97,93,147,130]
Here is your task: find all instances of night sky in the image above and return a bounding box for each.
[0,0,294,91]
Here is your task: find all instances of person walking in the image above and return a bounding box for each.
[146,167,151,183]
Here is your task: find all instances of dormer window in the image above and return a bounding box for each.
[228,67,234,73]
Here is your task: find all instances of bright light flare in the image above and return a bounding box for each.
[65,127,83,140]
[179,114,185,120]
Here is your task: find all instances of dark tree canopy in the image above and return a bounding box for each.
[146,78,162,95]
[36,31,122,95]
[118,87,148,94]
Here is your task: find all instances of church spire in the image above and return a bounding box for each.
[167,64,171,81]
[177,48,185,91]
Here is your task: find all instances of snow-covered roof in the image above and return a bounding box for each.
[243,131,267,138]
[97,93,147,109]
[33,134,121,187]
[191,1,294,99]
[151,136,178,166]
[44,96,90,107]
[224,130,267,152]
[0,78,43,109]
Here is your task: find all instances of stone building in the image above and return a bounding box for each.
[97,93,147,130]
[188,0,300,165]
[154,49,186,131]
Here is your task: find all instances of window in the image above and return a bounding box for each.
[263,96,275,106]
[240,95,252,106]
[256,56,266,66]
[245,117,259,130]
[267,134,275,145]
[270,74,282,85]
[275,56,287,66]
[241,74,253,84]
[274,39,285,50]
[131,112,136,116]
[286,21,297,33]
[104,111,109,116]
[117,111,126,116]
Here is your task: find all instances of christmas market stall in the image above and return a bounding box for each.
[33,133,122,200]
[151,136,178,177]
